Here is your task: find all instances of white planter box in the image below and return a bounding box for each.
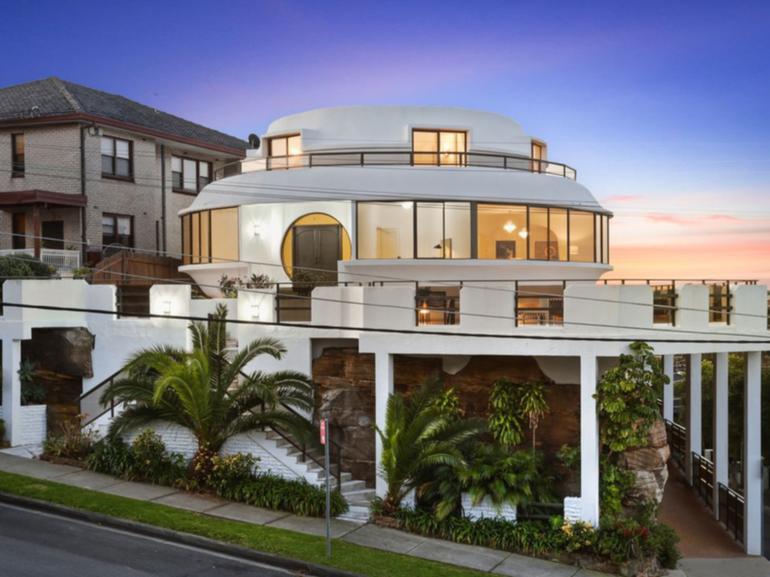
[18,405,47,446]
[461,493,517,522]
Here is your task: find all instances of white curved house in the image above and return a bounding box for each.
[0,107,767,549]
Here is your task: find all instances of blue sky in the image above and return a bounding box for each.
[2,0,769,279]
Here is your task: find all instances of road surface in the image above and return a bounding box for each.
[0,502,305,576]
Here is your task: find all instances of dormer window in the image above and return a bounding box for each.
[412,129,466,166]
[268,134,302,169]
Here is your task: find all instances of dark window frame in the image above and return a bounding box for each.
[11,133,25,177]
[172,155,212,194]
[101,136,134,181]
[102,213,134,248]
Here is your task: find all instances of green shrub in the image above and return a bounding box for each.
[87,435,134,478]
[217,473,348,517]
[0,419,6,443]
[203,453,258,494]
[459,446,552,512]
[130,429,187,485]
[87,430,185,485]
[648,521,681,569]
[42,420,97,460]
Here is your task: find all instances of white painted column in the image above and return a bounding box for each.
[712,352,729,518]
[1,339,22,446]
[662,354,675,422]
[374,352,394,498]
[580,354,600,526]
[686,353,702,485]
[743,351,762,555]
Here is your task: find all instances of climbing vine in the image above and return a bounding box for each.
[594,341,668,453]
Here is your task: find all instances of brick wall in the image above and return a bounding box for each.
[0,405,47,446]
[1,124,238,256]
[313,347,583,487]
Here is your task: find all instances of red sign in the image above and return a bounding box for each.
[320,419,327,446]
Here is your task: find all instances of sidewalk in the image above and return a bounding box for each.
[1,452,767,577]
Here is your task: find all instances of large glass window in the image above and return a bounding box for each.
[529,207,552,260]
[268,134,302,169]
[101,136,132,179]
[569,210,595,263]
[550,208,568,261]
[356,201,608,264]
[357,202,414,259]
[477,204,527,260]
[412,129,466,166]
[182,208,240,265]
[415,202,471,259]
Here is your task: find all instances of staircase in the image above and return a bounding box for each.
[263,430,375,522]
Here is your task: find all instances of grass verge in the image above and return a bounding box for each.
[0,470,486,577]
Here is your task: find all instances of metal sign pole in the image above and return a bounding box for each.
[322,417,331,558]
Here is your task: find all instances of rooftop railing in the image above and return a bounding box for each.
[214,150,578,181]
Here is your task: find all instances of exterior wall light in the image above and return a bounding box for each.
[252,223,262,238]
[162,300,172,315]
[251,302,260,320]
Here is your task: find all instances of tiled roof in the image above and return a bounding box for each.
[0,77,247,153]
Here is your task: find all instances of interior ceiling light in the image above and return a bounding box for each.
[400,201,412,209]
[519,229,529,239]
[503,221,516,234]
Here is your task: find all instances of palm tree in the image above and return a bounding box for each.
[376,381,485,514]
[101,304,315,475]
[518,381,549,453]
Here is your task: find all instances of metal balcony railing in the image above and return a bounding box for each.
[214,150,578,180]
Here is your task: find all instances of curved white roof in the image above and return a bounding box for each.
[185,165,608,215]
[264,106,532,156]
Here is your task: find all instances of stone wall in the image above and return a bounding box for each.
[312,347,583,487]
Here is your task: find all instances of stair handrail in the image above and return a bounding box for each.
[79,367,127,429]
[238,370,343,490]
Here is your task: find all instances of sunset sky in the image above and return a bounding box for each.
[3,0,769,282]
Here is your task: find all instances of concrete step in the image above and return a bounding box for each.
[339,479,366,493]
[337,504,371,522]
[341,488,375,501]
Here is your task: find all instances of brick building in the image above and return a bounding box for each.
[0,77,246,268]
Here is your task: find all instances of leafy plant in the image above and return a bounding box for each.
[0,419,5,443]
[219,273,272,297]
[200,453,258,494]
[87,431,187,485]
[100,304,315,481]
[556,444,580,470]
[130,429,187,485]
[599,458,635,519]
[648,521,681,569]
[18,359,46,405]
[458,446,551,516]
[217,472,348,517]
[376,380,485,514]
[427,383,464,420]
[518,381,549,453]
[87,435,134,478]
[594,341,666,453]
[42,419,98,460]
[488,379,523,448]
